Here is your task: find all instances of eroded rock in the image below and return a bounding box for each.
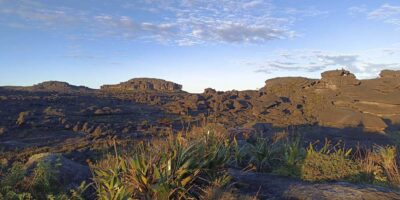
[101,78,183,92]
[321,69,360,89]
[380,70,400,78]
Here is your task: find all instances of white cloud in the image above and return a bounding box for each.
[348,5,368,15]
[254,48,400,78]
[351,3,400,28]
[0,0,87,28]
[368,4,400,20]
[283,7,329,17]
[0,0,325,45]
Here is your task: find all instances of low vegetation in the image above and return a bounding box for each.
[1,126,400,199]
[0,159,88,199]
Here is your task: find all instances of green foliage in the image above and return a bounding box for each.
[376,145,400,186]
[0,162,26,189]
[273,137,304,177]
[91,131,231,200]
[246,137,282,172]
[29,158,62,199]
[91,157,131,200]
[0,160,87,200]
[231,137,249,168]
[301,141,360,182]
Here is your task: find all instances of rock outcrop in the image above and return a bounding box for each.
[101,78,183,92]
[320,69,360,89]
[2,81,93,93]
[1,69,400,163]
[380,70,400,78]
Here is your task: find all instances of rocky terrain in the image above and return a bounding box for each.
[1,69,400,199]
[1,70,400,157]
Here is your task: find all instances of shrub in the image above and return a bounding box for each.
[376,146,400,187]
[0,160,87,200]
[273,137,304,177]
[28,158,62,198]
[301,141,360,182]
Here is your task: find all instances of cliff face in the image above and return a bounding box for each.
[100,78,183,92]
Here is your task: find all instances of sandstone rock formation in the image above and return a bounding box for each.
[380,70,400,78]
[3,81,93,93]
[1,69,400,162]
[101,78,183,92]
[320,69,360,89]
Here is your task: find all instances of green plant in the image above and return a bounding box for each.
[126,140,201,199]
[273,137,304,177]
[0,162,26,189]
[247,137,281,172]
[0,159,87,200]
[357,148,387,185]
[91,129,232,200]
[91,156,132,200]
[301,141,359,182]
[231,137,249,168]
[376,145,400,187]
[28,158,62,199]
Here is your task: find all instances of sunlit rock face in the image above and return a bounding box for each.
[2,81,93,93]
[320,69,360,90]
[380,70,400,78]
[101,78,183,92]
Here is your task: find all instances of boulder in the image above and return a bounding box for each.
[25,153,91,191]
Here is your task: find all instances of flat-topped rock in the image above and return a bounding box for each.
[2,81,93,93]
[380,70,400,78]
[33,81,93,92]
[101,78,182,92]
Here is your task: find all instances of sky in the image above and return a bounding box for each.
[0,0,400,93]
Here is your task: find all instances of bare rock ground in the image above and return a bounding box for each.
[229,169,400,200]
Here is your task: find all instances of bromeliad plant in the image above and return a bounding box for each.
[126,138,203,199]
[273,137,304,177]
[247,137,282,172]
[91,130,231,200]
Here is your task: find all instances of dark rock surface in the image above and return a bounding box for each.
[229,169,400,200]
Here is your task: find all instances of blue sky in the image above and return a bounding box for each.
[1,0,400,92]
